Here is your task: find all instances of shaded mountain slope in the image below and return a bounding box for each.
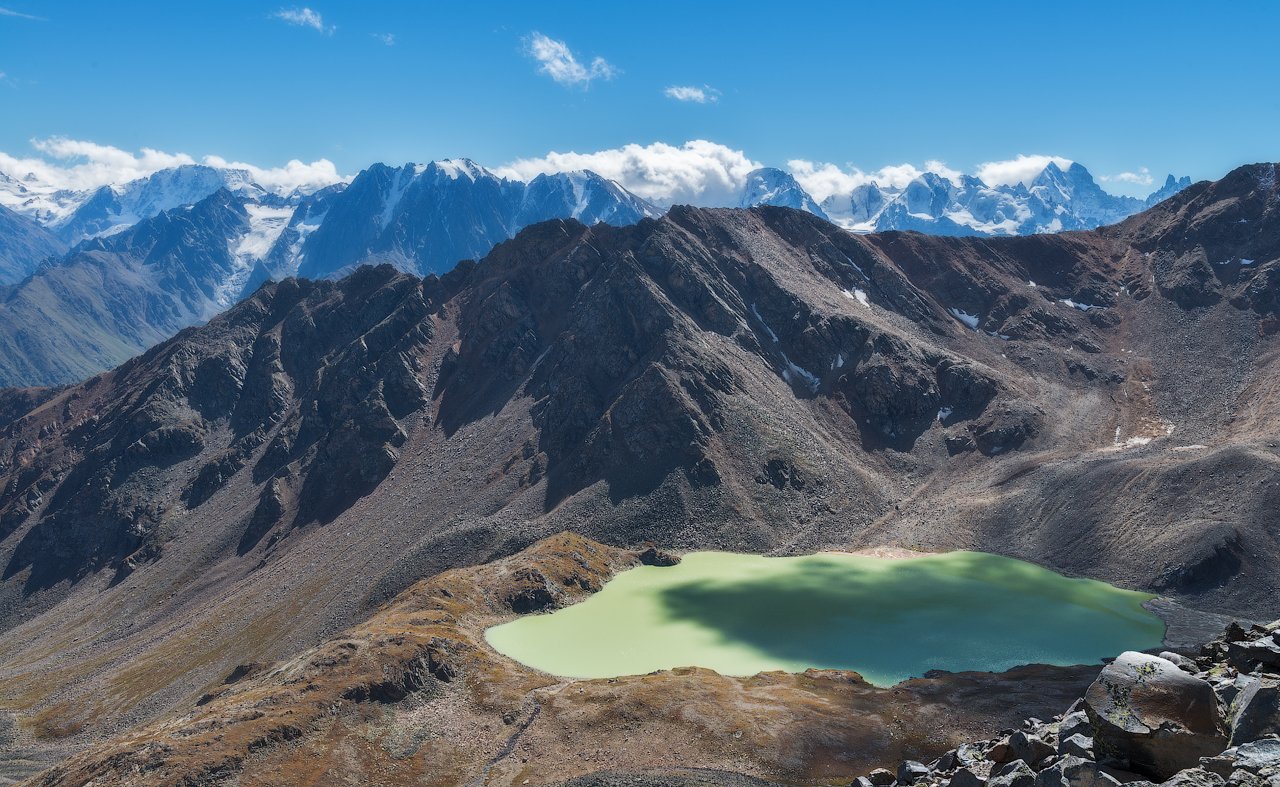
[0,164,1279,776]
[0,205,64,286]
[0,190,253,387]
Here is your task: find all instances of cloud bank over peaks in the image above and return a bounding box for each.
[0,138,347,195]
[496,140,762,206]
[973,154,1074,188]
[786,159,965,203]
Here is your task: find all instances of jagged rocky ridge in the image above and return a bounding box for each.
[858,620,1280,787]
[0,164,1278,783]
[0,158,1183,389]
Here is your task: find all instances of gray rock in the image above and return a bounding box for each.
[1231,678,1280,745]
[956,744,988,769]
[936,751,959,773]
[1231,740,1280,774]
[852,778,876,787]
[1033,755,1121,787]
[1059,734,1095,759]
[990,760,1037,787]
[1227,639,1280,672]
[990,732,1056,766]
[1226,770,1264,787]
[1162,652,1201,673]
[870,769,897,786]
[1059,712,1093,742]
[1217,676,1253,710]
[949,768,985,787]
[1157,768,1227,787]
[900,761,933,784]
[1086,652,1229,780]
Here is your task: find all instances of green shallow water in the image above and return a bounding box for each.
[484,550,1166,686]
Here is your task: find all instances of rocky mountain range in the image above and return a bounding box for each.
[747,162,1192,236]
[0,157,1184,390]
[0,161,658,387]
[0,161,1277,785]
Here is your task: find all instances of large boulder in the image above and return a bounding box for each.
[1085,652,1228,780]
[1230,678,1280,745]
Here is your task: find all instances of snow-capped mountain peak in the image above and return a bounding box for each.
[755,160,1192,237]
[738,168,830,220]
[431,158,492,182]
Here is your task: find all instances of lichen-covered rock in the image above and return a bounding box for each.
[1085,652,1228,780]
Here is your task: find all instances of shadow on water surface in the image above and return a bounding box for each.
[651,553,1164,683]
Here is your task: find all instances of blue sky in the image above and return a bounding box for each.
[0,1,1276,201]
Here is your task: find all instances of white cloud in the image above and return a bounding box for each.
[372,32,395,46]
[1100,167,1154,186]
[0,6,45,20]
[524,32,616,87]
[974,154,1072,188]
[0,137,346,194]
[787,159,963,202]
[664,85,718,104]
[201,155,346,193]
[497,140,760,206]
[273,7,333,35]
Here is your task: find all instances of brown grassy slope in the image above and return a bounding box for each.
[27,532,1097,787]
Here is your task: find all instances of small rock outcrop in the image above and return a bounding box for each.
[637,544,681,567]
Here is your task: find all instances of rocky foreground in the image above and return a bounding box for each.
[860,621,1280,787]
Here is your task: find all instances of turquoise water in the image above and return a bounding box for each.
[484,550,1166,686]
